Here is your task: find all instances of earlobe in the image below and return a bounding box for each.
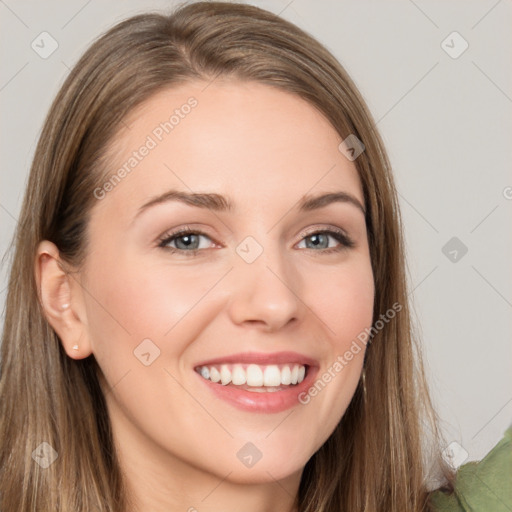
[35,240,92,360]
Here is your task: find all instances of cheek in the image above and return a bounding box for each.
[79,252,226,441]
[309,260,375,346]
[298,259,374,435]
[81,250,229,371]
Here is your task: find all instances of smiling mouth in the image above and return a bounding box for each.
[194,363,308,392]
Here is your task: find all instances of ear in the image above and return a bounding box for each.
[35,240,92,360]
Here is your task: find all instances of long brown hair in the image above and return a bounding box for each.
[0,2,455,510]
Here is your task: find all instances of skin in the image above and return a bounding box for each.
[36,80,375,512]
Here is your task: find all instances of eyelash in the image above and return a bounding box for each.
[157,226,355,256]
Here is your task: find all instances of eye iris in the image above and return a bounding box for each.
[306,233,328,249]
[175,234,199,250]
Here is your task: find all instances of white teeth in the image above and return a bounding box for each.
[263,365,281,386]
[197,363,307,387]
[220,364,231,385]
[246,364,263,386]
[281,365,292,385]
[246,386,281,393]
[291,365,299,384]
[231,364,246,385]
[209,366,221,383]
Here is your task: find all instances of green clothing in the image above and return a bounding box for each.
[429,426,512,511]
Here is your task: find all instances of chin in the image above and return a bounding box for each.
[211,445,311,485]
[222,461,305,485]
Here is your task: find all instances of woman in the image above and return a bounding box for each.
[1,2,508,511]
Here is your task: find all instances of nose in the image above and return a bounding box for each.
[226,242,304,332]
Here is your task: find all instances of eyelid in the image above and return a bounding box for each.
[298,224,350,240]
[157,226,218,249]
[295,225,355,250]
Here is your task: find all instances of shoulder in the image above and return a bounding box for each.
[429,425,512,511]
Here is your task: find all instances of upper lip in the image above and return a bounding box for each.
[194,351,319,369]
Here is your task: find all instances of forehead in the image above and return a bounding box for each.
[94,80,364,219]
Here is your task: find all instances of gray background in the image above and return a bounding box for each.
[1,0,511,465]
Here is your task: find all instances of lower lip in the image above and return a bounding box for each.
[195,366,319,413]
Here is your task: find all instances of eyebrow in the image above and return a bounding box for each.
[134,189,366,222]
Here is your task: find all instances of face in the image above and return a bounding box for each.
[74,80,374,487]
